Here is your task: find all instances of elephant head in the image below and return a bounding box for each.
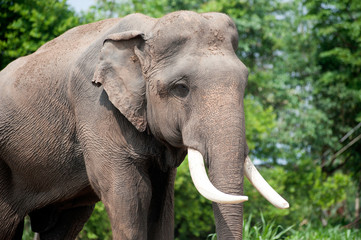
[93,11,288,239]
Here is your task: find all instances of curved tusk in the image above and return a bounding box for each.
[244,156,289,209]
[188,148,248,204]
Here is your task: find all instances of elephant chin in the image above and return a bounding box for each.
[187,148,289,209]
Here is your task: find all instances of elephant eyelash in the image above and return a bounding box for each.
[169,76,189,88]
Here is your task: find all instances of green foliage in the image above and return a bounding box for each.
[22,217,34,240]
[0,0,80,69]
[243,166,290,225]
[285,224,361,240]
[83,0,208,21]
[284,160,353,225]
[243,159,353,227]
[302,0,361,180]
[244,96,276,155]
[243,214,293,240]
[78,202,112,240]
[210,216,360,240]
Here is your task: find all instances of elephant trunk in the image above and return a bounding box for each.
[185,109,247,239]
[185,107,288,239]
[207,126,246,240]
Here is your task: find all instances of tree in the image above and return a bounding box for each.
[0,0,80,70]
[253,0,361,224]
[304,0,361,222]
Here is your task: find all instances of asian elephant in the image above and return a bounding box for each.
[0,11,288,240]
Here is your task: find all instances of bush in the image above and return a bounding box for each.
[243,158,353,227]
[78,202,112,240]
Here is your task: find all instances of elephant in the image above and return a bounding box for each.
[0,11,288,240]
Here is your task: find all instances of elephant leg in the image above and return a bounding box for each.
[147,168,177,240]
[30,205,94,239]
[96,163,153,240]
[0,199,24,240]
[0,163,24,239]
[0,211,23,240]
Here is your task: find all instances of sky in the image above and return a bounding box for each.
[67,0,96,13]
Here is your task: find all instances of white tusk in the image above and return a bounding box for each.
[244,156,289,209]
[188,148,248,204]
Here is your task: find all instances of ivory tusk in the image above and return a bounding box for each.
[188,148,248,204]
[244,156,289,209]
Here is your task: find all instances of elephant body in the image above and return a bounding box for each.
[0,12,251,239]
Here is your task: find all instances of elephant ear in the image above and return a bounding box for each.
[93,31,148,132]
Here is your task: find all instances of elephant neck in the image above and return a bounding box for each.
[138,133,187,172]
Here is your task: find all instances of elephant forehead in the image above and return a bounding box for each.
[148,11,238,56]
[155,11,236,33]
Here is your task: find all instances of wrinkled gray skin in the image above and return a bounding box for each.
[0,11,248,239]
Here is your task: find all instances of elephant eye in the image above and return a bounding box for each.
[171,83,190,98]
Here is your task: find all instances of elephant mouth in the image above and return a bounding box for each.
[187,148,289,209]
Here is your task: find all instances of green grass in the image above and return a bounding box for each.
[243,214,293,240]
[23,213,361,240]
[285,224,361,240]
[207,214,361,240]
[207,214,293,240]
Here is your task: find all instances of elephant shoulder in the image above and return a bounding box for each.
[37,18,120,54]
[37,14,155,56]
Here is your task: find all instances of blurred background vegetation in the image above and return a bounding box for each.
[1,0,360,239]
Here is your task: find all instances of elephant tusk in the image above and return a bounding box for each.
[188,148,249,204]
[244,156,289,209]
